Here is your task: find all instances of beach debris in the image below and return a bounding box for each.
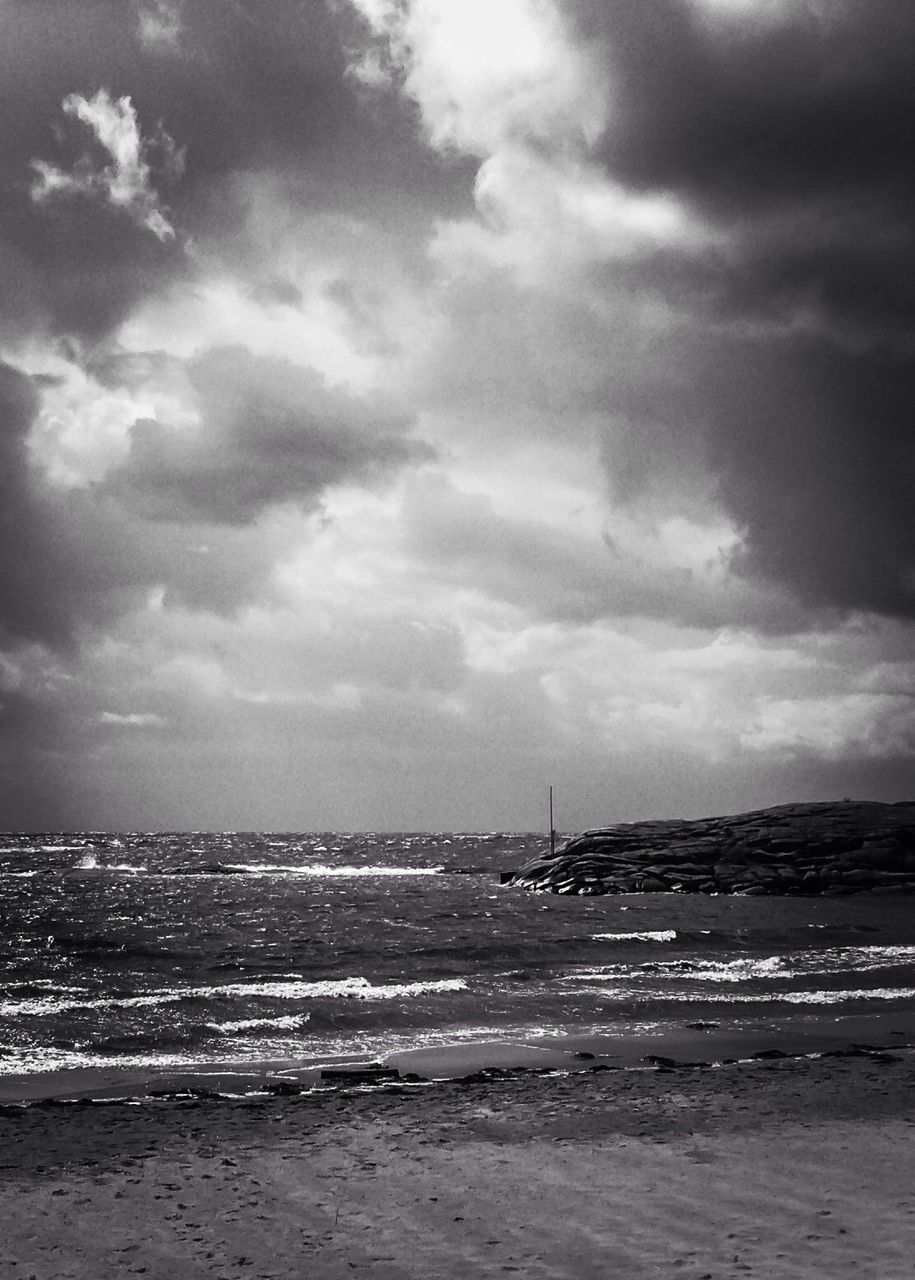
[319,1065,399,1086]
[263,1078,302,1096]
[643,1054,678,1069]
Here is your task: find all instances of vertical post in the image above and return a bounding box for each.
[549,785,555,857]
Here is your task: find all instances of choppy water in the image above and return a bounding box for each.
[2,832,915,1076]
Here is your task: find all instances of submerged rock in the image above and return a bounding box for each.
[509,801,915,897]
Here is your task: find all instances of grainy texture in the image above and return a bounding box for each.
[2,1050,914,1279]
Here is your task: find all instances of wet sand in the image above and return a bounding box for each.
[5,1009,915,1104]
[2,1034,914,1279]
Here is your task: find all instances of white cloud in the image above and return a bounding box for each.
[462,616,915,769]
[31,90,181,242]
[739,693,915,760]
[98,710,166,727]
[362,0,607,156]
[136,0,183,50]
[120,275,378,392]
[349,0,700,281]
[118,180,426,394]
[20,353,161,488]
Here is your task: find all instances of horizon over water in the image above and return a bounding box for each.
[2,830,915,1083]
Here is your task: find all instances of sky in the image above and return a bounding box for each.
[0,0,912,832]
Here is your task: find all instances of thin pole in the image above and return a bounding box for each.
[549,785,555,857]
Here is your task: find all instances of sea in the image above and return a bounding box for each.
[2,831,915,1080]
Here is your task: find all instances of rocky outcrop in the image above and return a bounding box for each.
[509,801,915,896]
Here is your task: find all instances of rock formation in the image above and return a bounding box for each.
[509,801,915,896]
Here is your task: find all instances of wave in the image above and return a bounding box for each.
[0,991,170,1017]
[591,930,677,943]
[746,987,915,1005]
[69,858,146,874]
[90,1028,206,1052]
[222,863,444,878]
[208,1013,311,1035]
[0,1021,562,1077]
[195,976,468,1002]
[620,987,915,1006]
[545,979,915,1007]
[562,944,915,985]
[149,861,445,878]
[0,975,468,1018]
[0,977,94,1008]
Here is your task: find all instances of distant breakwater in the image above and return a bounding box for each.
[509,801,915,897]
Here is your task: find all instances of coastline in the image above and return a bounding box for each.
[1,1003,915,1105]
[3,1007,915,1103]
[3,1040,914,1279]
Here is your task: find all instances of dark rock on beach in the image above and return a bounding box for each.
[509,801,915,897]
[319,1066,400,1086]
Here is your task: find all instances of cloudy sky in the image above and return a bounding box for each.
[1,0,912,831]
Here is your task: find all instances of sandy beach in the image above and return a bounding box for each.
[3,1034,914,1280]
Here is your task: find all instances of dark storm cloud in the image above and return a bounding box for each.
[0,1,446,648]
[566,0,915,620]
[574,0,915,213]
[0,361,154,646]
[709,337,915,620]
[0,350,431,649]
[103,346,434,524]
[0,0,468,343]
[599,330,914,620]
[0,360,234,649]
[402,472,808,633]
[0,365,46,638]
[0,1,189,341]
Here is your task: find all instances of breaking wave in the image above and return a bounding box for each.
[208,1013,311,1035]
[0,976,468,1018]
[222,863,444,878]
[563,944,915,985]
[591,930,677,943]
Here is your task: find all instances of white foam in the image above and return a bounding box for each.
[209,1013,311,1035]
[0,992,167,1017]
[551,981,915,1006]
[206,976,467,1001]
[592,930,677,943]
[762,987,915,1005]
[223,863,443,877]
[0,976,468,1018]
[654,987,915,1006]
[0,1021,557,1077]
[563,944,915,986]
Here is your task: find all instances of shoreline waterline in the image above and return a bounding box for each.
[3,1007,914,1104]
[3,1035,914,1279]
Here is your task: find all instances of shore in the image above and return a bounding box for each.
[2,1022,914,1279]
[3,1007,915,1103]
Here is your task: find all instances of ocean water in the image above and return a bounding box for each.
[2,832,915,1077]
